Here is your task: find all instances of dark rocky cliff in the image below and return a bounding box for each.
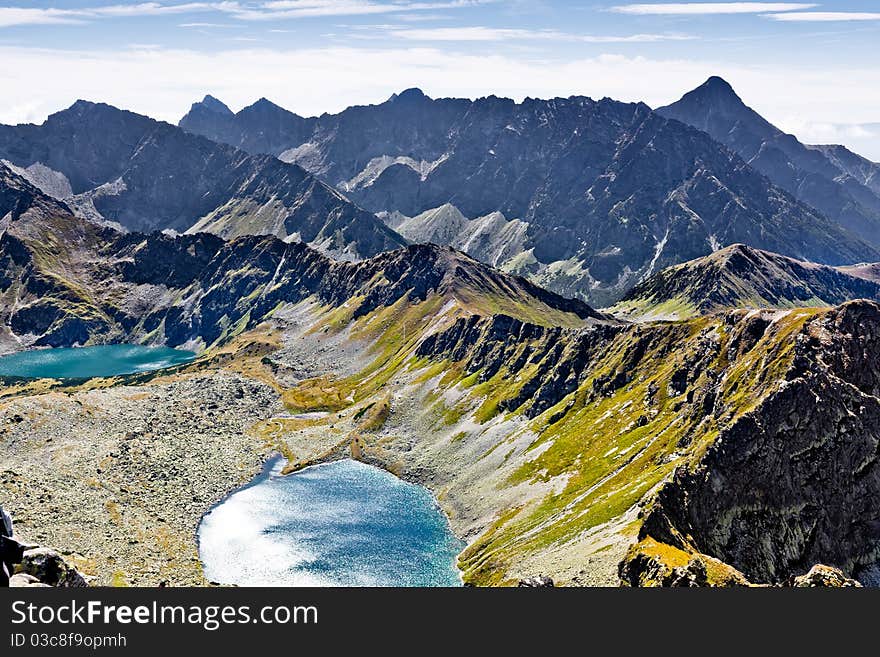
[414,293,880,585]
[637,301,880,584]
[659,77,880,249]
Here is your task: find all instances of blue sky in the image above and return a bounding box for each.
[1,1,879,158]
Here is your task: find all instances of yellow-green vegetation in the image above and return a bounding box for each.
[354,395,390,432]
[450,280,591,329]
[451,311,813,585]
[110,571,130,588]
[266,286,819,586]
[282,375,354,412]
[622,537,750,587]
[190,198,288,240]
[609,296,698,322]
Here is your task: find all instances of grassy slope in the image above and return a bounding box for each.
[227,280,823,585]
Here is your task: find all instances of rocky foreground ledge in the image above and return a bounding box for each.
[2,504,87,587]
[1,372,283,586]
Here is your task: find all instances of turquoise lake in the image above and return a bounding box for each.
[198,458,465,587]
[0,345,196,379]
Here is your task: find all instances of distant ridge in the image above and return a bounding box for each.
[611,243,880,321]
[179,88,880,305]
[0,101,405,260]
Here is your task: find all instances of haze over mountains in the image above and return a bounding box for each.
[179,82,879,305]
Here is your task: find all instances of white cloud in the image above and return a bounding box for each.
[0,2,237,27]
[611,3,817,15]
[0,1,492,27]
[382,26,695,42]
[764,12,880,21]
[228,1,495,20]
[777,118,880,161]
[0,46,877,145]
[0,8,84,27]
[178,22,239,27]
[89,2,236,17]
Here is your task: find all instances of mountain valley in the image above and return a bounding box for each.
[3,161,880,587]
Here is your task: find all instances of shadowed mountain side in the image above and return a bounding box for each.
[659,76,880,249]
[0,163,602,353]
[0,102,405,261]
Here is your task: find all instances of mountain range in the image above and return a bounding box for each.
[5,161,880,588]
[4,79,880,589]
[0,162,596,353]
[0,101,403,261]
[3,81,877,307]
[658,76,880,249]
[179,84,879,306]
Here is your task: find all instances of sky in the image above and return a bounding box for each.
[1,1,879,160]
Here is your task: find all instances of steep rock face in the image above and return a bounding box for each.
[611,243,880,320]
[0,163,72,223]
[179,90,877,305]
[658,77,880,248]
[417,315,621,418]
[0,102,404,260]
[636,301,880,585]
[410,297,880,586]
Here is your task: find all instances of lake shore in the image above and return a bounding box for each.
[0,371,282,586]
[199,457,464,587]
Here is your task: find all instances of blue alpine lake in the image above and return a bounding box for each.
[198,457,465,587]
[0,345,197,379]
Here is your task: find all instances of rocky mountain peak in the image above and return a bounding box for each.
[658,77,880,251]
[662,76,750,121]
[612,243,880,321]
[696,75,739,100]
[246,97,285,113]
[196,95,233,116]
[390,88,429,104]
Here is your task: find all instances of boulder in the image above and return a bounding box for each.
[15,548,88,587]
[9,573,48,588]
[517,576,554,588]
[792,565,862,588]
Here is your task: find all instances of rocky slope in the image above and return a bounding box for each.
[401,301,880,586]
[0,164,598,353]
[180,89,878,306]
[624,301,880,585]
[658,77,880,249]
[611,243,880,321]
[1,371,283,586]
[0,102,403,260]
